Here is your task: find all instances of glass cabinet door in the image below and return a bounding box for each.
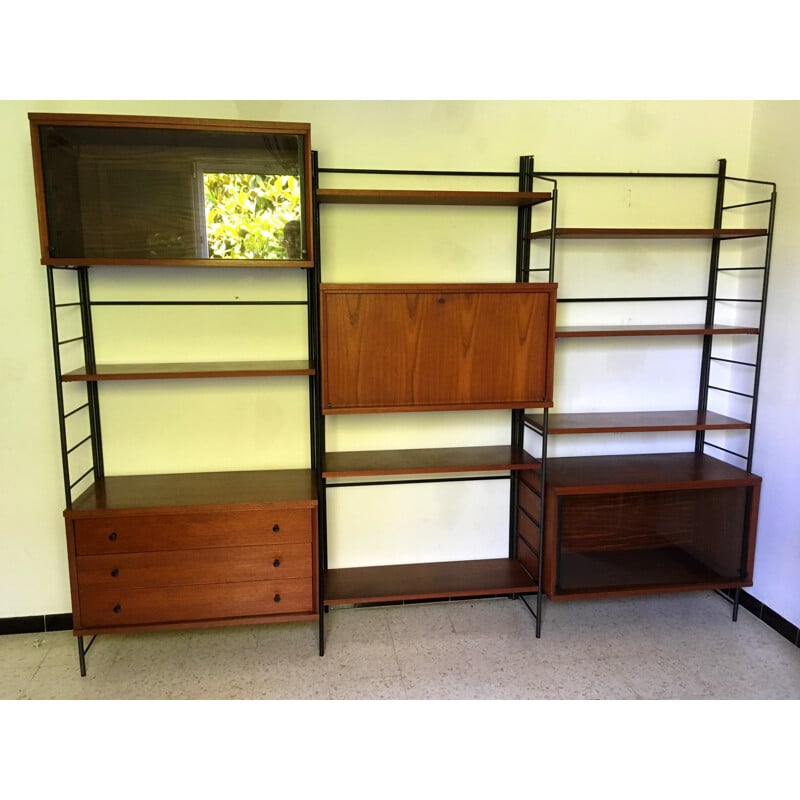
[31,116,312,266]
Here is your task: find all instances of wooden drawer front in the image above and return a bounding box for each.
[76,543,311,589]
[73,509,312,555]
[78,578,313,627]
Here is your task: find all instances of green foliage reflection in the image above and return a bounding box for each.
[204,172,301,259]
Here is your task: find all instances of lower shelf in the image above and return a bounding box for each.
[324,558,537,606]
[551,547,752,601]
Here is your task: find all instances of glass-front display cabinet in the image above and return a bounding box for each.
[29,114,313,267]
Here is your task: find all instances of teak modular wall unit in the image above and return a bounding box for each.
[525,161,774,612]
[30,110,776,674]
[30,113,319,675]
[314,158,558,652]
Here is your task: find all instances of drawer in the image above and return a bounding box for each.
[78,578,314,628]
[75,543,312,589]
[72,508,313,555]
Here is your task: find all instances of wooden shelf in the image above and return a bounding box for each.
[316,188,551,207]
[61,361,315,381]
[555,324,759,338]
[67,469,318,515]
[324,558,537,605]
[322,445,539,478]
[545,452,759,494]
[531,227,768,240]
[525,410,750,435]
[550,548,752,600]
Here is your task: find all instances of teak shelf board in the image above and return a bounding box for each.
[550,548,752,600]
[316,188,552,206]
[525,410,751,435]
[324,558,537,605]
[61,361,315,381]
[67,469,318,515]
[555,324,759,338]
[530,227,768,240]
[29,112,310,134]
[545,452,760,494]
[323,445,540,478]
[40,258,315,270]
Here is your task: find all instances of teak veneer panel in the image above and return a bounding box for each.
[323,445,539,478]
[531,227,768,240]
[324,558,537,605]
[321,283,557,413]
[525,410,751,435]
[555,324,759,338]
[316,189,552,206]
[543,452,761,494]
[66,469,317,515]
[62,361,315,381]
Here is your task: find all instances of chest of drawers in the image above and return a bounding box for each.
[65,506,318,634]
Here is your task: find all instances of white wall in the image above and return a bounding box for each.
[3,99,782,619]
[747,101,800,627]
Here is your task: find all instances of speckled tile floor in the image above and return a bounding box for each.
[1,592,798,700]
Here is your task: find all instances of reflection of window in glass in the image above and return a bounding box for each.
[203,172,302,259]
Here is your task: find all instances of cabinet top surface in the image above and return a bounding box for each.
[67,470,318,516]
[29,112,310,134]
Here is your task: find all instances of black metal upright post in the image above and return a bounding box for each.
[695,158,727,454]
[77,266,104,481]
[311,151,328,656]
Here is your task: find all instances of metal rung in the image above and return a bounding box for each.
[55,302,81,308]
[66,435,92,455]
[708,385,754,399]
[704,442,748,460]
[710,356,756,367]
[517,505,541,528]
[722,198,772,210]
[715,297,762,303]
[558,295,705,303]
[57,336,84,345]
[717,266,766,272]
[63,403,89,419]
[69,466,95,490]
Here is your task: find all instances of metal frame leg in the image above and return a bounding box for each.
[76,635,97,677]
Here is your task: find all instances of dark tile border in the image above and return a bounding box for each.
[722,588,800,648]
[0,613,73,636]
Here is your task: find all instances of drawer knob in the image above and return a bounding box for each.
[113,604,122,614]
[273,593,281,603]
[108,532,118,541]
[273,558,281,568]
[111,568,119,578]
[272,524,280,533]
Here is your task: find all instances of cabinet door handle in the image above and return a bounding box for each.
[108,532,118,541]
[111,568,119,578]
[272,524,280,533]
[113,604,122,614]
[273,559,281,568]
[273,593,281,603]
